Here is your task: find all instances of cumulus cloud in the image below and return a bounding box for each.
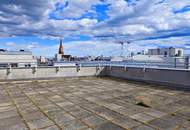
[51,0,102,19]
[64,40,121,56]
[26,42,39,50]
[0,0,190,38]
[5,42,16,46]
[0,0,190,56]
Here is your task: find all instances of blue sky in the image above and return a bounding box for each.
[0,0,190,57]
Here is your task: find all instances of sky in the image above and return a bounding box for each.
[0,0,190,57]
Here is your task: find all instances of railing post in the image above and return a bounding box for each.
[124,65,127,71]
[76,64,81,72]
[143,67,146,72]
[7,65,12,75]
[32,66,37,74]
[56,66,60,73]
[174,58,177,68]
[143,62,146,72]
[185,57,189,69]
[96,64,100,72]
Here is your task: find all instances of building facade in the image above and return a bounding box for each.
[148,47,184,57]
[0,50,37,67]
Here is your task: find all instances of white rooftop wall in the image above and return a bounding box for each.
[0,51,37,67]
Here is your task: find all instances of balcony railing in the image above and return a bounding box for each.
[0,59,189,70]
[54,60,190,70]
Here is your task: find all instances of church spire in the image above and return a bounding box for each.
[58,39,64,55]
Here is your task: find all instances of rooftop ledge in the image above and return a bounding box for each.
[0,65,189,88]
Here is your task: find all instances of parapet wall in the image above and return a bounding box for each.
[105,66,190,88]
[0,66,189,88]
[0,66,105,80]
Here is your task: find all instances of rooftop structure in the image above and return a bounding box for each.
[0,77,189,130]
[0,50,37,67]
[148,47,184,57]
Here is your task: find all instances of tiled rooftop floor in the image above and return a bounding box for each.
[0,77,189,130]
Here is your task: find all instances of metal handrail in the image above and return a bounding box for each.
[0,61,189,70]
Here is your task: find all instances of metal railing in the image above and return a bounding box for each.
[54,60,190,69]
[0,60,189,70]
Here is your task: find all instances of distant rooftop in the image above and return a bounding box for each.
[0,49,32,55]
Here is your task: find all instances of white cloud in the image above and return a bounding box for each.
[26,42,39,50]
[52,0,102,19]
[79,18,98,27]
[0,0,190,56]
[5,42,16,46]
[0,0,189,39]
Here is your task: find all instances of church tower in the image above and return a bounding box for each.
[58,39,64,55]
[55,38,71,61]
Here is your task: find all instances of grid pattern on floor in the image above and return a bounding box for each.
[0,77,189,130]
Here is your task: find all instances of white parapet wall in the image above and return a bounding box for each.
[0,66,190,88]
[105,66,190,88]
[0,66,105,80]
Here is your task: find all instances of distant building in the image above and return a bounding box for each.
[55,39,72,61]
[39,56,46,63]
[111,56,123,62]
[72,56,92,61]
[94,56,111,61]
[148,47,184,57]
[0,49,37,67]
[37,56,48,66]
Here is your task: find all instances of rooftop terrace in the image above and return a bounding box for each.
[0,77,189,130]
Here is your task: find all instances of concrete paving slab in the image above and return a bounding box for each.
[62,119,88,130]
[82,115,108,127]
[95,122,125,130]
[27,118,54,129]
[130,113,155,123]
[0,122,28,130]
[112,114,141,129]
[0,116,23,127]
[40,125,60,130]
[50,112,75,126]
[149,118,178,130]
[131,125,156,130]
[23,111,46,121]
[145,109,167,118]
[0,109,19,119]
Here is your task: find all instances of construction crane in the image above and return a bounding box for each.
[116,41,131,57]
